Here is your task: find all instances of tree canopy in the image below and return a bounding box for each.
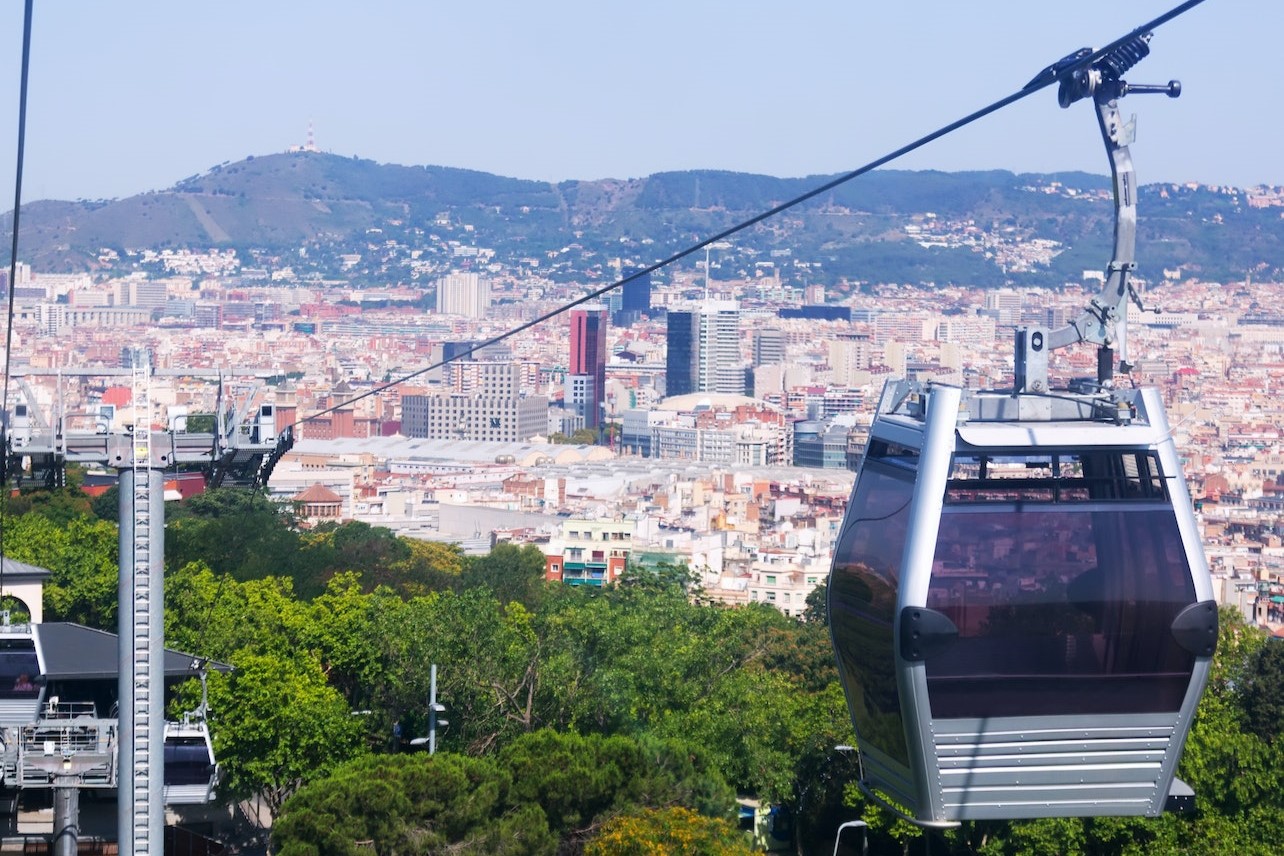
[6,486,1282,854]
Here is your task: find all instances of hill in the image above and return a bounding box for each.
[3,152,1281,287]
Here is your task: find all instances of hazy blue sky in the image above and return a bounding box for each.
[0,0,1274,205]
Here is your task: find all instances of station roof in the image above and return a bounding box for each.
[0,558,51,581]
[34,623,227,681]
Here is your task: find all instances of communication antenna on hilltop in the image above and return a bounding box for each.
[287,120,319,155]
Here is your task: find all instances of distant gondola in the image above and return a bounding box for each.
[827,33,1216,825]
[163,719,219,805]
[0,624,42,724]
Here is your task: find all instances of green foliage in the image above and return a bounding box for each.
[208,649,369,818]
[616,559,697,593]
[5,480,94,525]
[459,542,547,610]
[28,503,1284,855]
[164,561,309,662]
[90,484,120,522]
[2,513,119,627]
[273,753,526,856]
[583,806,755,856]
[166,488,301,582]
[372,587,540,753]
[804,579,829,625]
[273,731,733,855]
[1240,640,1284,743]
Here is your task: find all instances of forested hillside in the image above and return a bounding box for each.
[5,153,1282,287]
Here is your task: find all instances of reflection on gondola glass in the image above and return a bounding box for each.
[926,450,1197,718]
[830,460,914,765]
[926,506,1196,718]
[0,647,40,699]
[164,734,216,787]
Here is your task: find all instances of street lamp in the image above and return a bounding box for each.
[409,664,448,754]
[832,820,868,856]
[831,745,868,856]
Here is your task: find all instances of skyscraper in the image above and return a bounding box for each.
[665,310,698,398]
[619,267,652,318]
[435,272,491,318]
[665,300,744,398]
[568,305,608,429]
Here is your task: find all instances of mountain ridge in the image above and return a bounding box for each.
[3,152,1279,287]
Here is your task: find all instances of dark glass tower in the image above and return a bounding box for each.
[621,267,652,315]
[665,310,697,397]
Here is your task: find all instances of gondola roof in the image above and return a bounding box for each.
[32,623,229,681]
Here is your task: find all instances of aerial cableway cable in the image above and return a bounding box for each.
[0,0,35,606]
[296,0,1208,431]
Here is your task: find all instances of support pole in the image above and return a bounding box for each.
[52,778,79,856]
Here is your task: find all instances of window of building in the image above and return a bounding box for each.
[766,575,777,585]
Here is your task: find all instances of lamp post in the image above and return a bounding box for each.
[409,664,448,755]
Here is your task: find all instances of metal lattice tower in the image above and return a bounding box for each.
[120,354,163,856]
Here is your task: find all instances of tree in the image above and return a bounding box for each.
[459,542,547,610]
[371,588,540,753]
[4,464,95,525]
[299,573,398,714]
[384,538,465,597]
[208,650,369,819]
[583,807,755,856]
[3,513,119,628]
[272,752,546,856]
[498,730,735,845]
[166,488,301,583]
[804,579,828,625]
[272,731,734,856]
[164,563,309,663]
[1241,640,1284,743]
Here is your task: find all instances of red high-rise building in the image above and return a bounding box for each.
[568,305,608,430]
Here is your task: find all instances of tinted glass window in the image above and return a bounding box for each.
[925,504,1197,718]
[165,737,214,786]
[830,462,914,764]
[946,451,1167,504]
[0,649,39,699]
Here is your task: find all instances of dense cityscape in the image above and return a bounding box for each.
[3,140,1284,854]
[7,159,1284,621]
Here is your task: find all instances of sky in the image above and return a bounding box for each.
[0,0,1276,206]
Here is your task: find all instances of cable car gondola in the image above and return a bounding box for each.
[163,717,218,805]
[0,623,42,725]
[828,33,1216,826]
[163,668,218,805]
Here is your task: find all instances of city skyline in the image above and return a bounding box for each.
[0,0,1276,209]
